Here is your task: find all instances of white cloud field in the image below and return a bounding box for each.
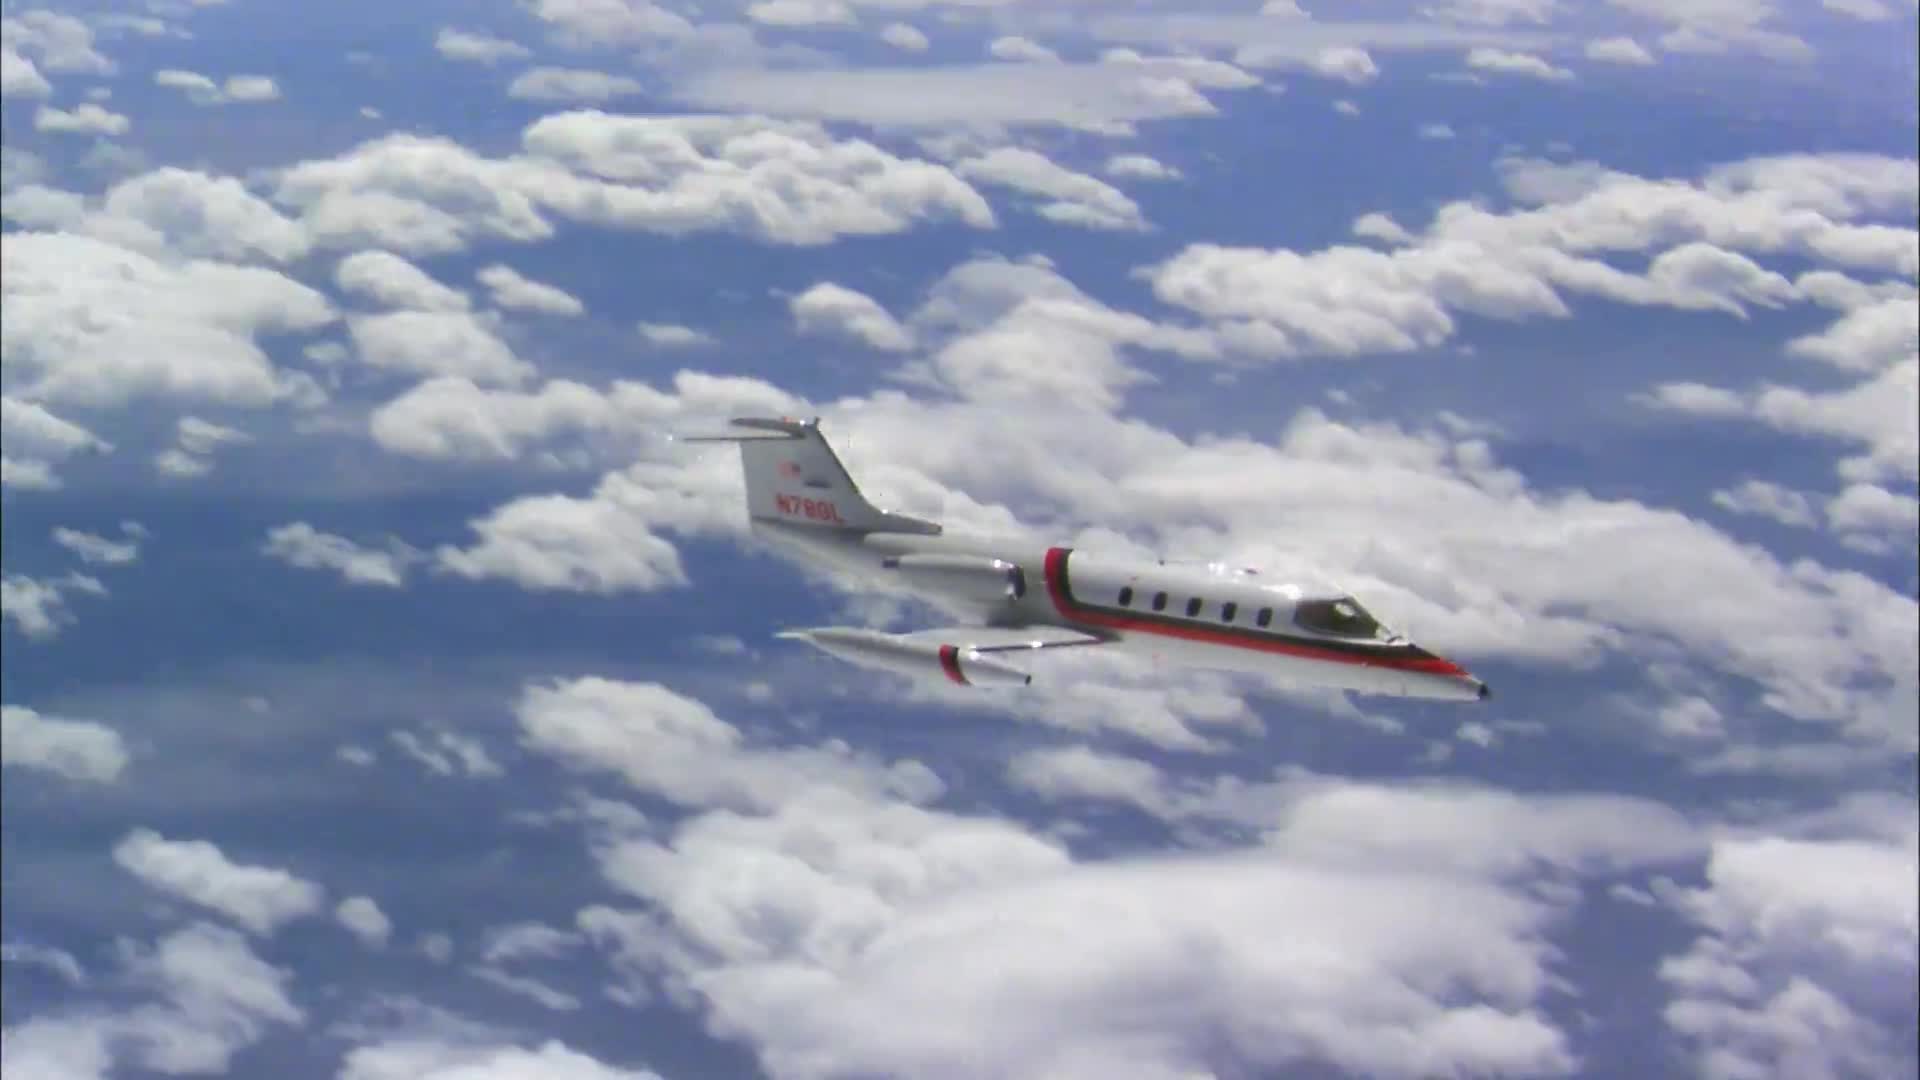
[1,1,1914,1079]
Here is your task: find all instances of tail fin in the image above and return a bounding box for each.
[680,417,942,536]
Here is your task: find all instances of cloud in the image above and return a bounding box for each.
[1144,153,1918,368]
[1661,804,1919,1080]
[1584,36,1656,64]
[52,526,141,566]
[637,322,716,348]
[12,167,314,264]
[1,11,113,76]
[1352,211,1414,245]
[1,942,86,985]
[879,22,928,51]
[336,250,472,312]
[153,69,280,104]
[1607,0,1814,60]
[1711,480,1817,528]
[522,0,694,45]
[367,369,794,463]
[348,310,532,384]
[1,704,129,783]
[3,922,304,1077]
[581,780,1592,1079]
[1,230,333,408]
[33,103,130,136]
[434,28,531,63]
[262,523,420,587]
[1822,0,1898,19]
[959,146,1146,230]
[477,264,586,316]
[989,35,1060,63]
[1105,153,1181,182]
[271,116,996,255]
[112,829,326,936]
[672,57,1256,136]
[1,397,111,491]
[1645,360,1918,484]
[747,0,856,26]
[390,729,504,778]
[506,67,646,103]
[1,46,52,97]
[336,896,393,949]
[790,282,915,352]
[517,677,942,813]
[339,1037,662,1080]
[1,572,105,641]
[155,416,254,479]
[1466,46,1574,80]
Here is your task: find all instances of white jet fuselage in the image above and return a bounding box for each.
[754,520,1489,702]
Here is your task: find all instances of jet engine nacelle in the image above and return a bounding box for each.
[778,627,1032,688]
[880,553,1027,608]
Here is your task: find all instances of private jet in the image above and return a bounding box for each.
[686,417,1490,702]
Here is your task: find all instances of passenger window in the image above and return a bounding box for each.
[1185,597,1202,617]
[1222,601,1237,622]
[1152,592,1168,612]
[1118,586,1134,607]
[1256,607,1272,628]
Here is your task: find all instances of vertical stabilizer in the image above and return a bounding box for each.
[681,417,942,535]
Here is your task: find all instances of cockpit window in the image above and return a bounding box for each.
[1293,597,1386,640]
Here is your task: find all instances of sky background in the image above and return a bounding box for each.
[2,1,1917,1078]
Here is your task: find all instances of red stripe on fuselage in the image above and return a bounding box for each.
[937,644,968,685]
[1040,547,1467,677]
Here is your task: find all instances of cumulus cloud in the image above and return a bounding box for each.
[637,322,715,348]
[339,1037,661,1080]
[348,310,532,384]
[790,282,914,352]
[2,922,304,1077]
[336,250,471,312]
[506,67,645,103]
[1,230,333,408]
[1585,36,1656,64]
[552,682,1705,1080]
[1104,153,1181,182]
[262,523,421,587]
[1660,803,1918,1080]
[33,103,129,136]
[1,397,111,490]
[433,27,531,63]
[1,45,52,97]
[1145,153,1919,370]
[1,704,129,783]
[390,729,504,778]
[1,572,105,640]
[477,264,585,316]
[517,677,942,812]
[155,416,254,479]
[336,896,393,949]
[879,22,928,51]
[1711,479,1817,528]
[1466,47,1575,80]
[1,11,113,76]
[989,35,1059,63]
[747,0,856,26]
[673,57,1257,136]
[272,113,996,256]
[52,525,141,566]
[958,146,1146,230]
[153,69,280,104]
[112,828,326,936]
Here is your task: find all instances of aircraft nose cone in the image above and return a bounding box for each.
[1477,680,1492,701]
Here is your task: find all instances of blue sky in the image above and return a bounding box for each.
[3,1,1917,1078]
